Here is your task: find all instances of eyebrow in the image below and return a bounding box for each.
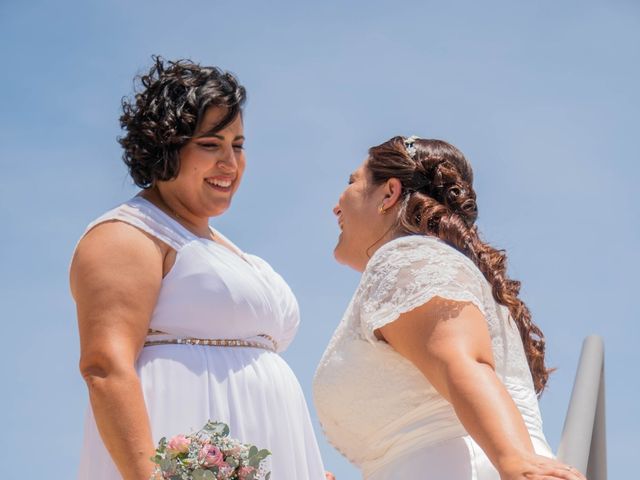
[195,133,245,141]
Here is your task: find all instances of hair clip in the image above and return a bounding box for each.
[404,135,419,159]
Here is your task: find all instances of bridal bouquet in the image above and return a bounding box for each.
[151,421,271,480]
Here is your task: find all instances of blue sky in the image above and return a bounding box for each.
[1,0,638,478]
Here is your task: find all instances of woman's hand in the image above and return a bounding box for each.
[498,452,587,480]
[325,472,336,480]
[377,299,587,480]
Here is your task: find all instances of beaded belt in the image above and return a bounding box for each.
[144,329,278,352]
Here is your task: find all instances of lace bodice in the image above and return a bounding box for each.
[313,235,550,475]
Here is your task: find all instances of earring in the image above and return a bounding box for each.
[378,203,387,214]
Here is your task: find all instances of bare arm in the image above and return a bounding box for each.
[378,298,585,480]
[71,221,167,480]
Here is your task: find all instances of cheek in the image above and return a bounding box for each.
[343,191,370,221]
[337,190,348,209]
[178,150,205,176]
[237,156,247,176]
[339,190,355,215]
[234,158,247,187]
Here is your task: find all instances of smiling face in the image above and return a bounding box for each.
[156,107,245,219]
[333,159,401,271]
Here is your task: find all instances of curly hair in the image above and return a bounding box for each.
[368,136,551,395]
[118,56,247,188]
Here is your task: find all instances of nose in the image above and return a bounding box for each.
[216,146,239,172]
[333,204,341,216]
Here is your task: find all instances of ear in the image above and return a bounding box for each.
[381,178,403,210]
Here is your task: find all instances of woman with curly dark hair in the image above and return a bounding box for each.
[71,57,326,480]
[313,137,587,480]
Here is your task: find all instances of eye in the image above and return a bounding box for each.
[199,142,219,150]
[233,144,245,151]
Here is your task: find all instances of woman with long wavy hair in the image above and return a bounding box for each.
[313,136,586,480]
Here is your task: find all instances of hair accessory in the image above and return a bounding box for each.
[404,135,419,159]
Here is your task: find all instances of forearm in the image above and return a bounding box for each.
[84,369,156,480]
[445,360,534,472]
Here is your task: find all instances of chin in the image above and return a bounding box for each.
[205,200,232,217]
[333,241,353,267]
[333,242,345,264]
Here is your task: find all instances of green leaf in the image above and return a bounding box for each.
[159,458,175,471]
[255,449,271,461]
[247,446,270,469]
[155,437,168,455]
[203,421,230,437]
[192,470,206,480]
[192,469,217,480]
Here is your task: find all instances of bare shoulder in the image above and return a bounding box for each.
[70,220,167,300]
[72,220,169,364]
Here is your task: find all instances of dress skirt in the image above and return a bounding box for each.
[364,434,553,480]
[78,344,326,480]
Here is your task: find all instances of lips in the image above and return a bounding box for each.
[204,177,234,191]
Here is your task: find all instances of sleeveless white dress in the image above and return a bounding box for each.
[76,196,326,480]
[313,235,553,480]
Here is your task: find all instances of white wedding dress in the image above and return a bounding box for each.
[76,196,326,480]
[313,235,553,479]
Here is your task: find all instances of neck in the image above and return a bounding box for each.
[141,187,213,239]
[354,227,404,272]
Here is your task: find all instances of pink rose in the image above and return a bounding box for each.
[198,444,224,467]
[166,435,191,455]
[238,466,256,479]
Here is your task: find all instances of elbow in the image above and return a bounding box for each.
[440,356,496,397]
[79,352,135,390]
[474,357,496,373]
[79,357,108,385]
[447,351,495,374]
[444,356,496,383]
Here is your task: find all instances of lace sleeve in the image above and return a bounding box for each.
[358,235,489,343]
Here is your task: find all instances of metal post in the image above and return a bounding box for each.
[587,363,607,480]
[556,335,606,479]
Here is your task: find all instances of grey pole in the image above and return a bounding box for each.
[556,335,606,479]
[587,364,606,480]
